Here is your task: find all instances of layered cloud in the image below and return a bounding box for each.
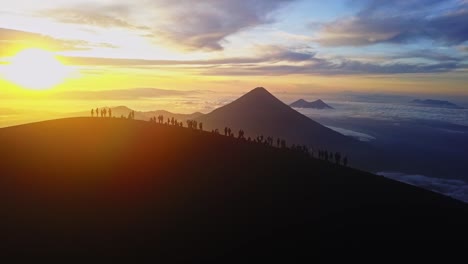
[1,0,466,77]
[0,28,90,54]
[40,0,297,51]
[390,50,466,62]
[150,0,297,50]
[59,45,315,66]
[41,6,145,30]
[0,27,119,57]
[314,0,468,47]
[57,44,466,76]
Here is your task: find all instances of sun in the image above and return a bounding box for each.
[2,49,71,90]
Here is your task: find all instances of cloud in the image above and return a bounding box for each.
[260,45,316,62]
[458,45,468,52]
[41,5,148,30]
[54,88,200,100]
[314,0,468,47]
[355,0,447,16]
[297,100,468,127]
[203,59,463,76]
[379,172,468,203]
[49,40,467,76]
[0,28,90,54]
[58,45,316,66]
[326,126,376,142]
[149,0,297,50]
[0,28,117,55]
[390,50,464,62]
[57,43,465,76]
[41,0,297,51]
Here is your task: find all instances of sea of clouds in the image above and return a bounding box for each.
[298,101,468,127]
[379,172,468,203]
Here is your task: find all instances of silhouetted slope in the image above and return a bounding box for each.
[290,99,334,109]
[197,87,351,150]
[0,118,467,259]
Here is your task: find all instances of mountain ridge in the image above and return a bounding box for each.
[290,99,334,109]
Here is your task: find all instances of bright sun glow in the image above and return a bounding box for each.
[2,49,72,90]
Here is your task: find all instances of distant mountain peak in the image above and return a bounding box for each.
[251,87,268,92]
[112,106,134,111]
[245,87,274,98]
[196,87,352,149]
[410,99,464,109]
[234,87,283,106]
[290,99,334,109]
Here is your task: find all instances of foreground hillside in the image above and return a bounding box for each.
[0,118,467,259]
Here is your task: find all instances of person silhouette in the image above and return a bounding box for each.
[91,109,94,117]
[343,157,348,167]
[109,108,112,118]
[335,152,341,165]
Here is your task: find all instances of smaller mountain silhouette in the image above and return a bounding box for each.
[410,99,464,109]
[290,99,334,109]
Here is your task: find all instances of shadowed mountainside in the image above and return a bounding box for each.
[197,87,351,150]
[290,99,334,109]
[0,117,467,259]
[196,87,378,170]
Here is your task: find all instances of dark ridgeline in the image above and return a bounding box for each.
[0,117,467,259]
[289,98,334,109]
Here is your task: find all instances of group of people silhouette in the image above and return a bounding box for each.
[213,126,349,166]
[318,150,348,166]
[187,120,203,130]
[91,108,136,119]
[91,108,113,118]
[150,115,183,127]
[149,115,204,131]
[89,109,349,167]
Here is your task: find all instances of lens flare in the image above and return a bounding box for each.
[2,49,72,90]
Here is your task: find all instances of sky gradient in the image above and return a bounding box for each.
[0,0,467,115]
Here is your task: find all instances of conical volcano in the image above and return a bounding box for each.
[197,87,353,150]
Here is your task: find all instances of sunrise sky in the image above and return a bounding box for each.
[0,0,467,118]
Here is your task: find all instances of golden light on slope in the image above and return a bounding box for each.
[2,49,72,90]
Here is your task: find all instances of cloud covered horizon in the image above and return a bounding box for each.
[379,171,468,203]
